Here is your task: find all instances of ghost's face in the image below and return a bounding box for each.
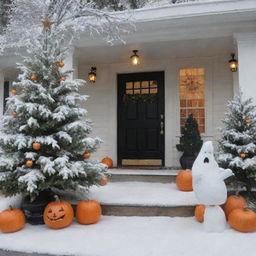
[192,141,218,171]
[201,141,214,164]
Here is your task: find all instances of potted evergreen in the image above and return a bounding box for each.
[176,114,203,169]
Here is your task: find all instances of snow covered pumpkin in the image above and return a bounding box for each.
[43,196,74,229]
[99,176,109,186]
[101,157,113,168]
[223,195,247,218]
[228,208,256,233]
[176,169,193,191]
[194,205,205,223]
[76,200,102,225]
[0,207,25,233]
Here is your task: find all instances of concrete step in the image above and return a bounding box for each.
[109,169,179,183]
[83,182,198,217]
[101,204,195,217]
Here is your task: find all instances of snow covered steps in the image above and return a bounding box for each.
[109,168,178,183]
[85,182,199,217]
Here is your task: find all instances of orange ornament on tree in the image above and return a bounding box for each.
[99,176,109,186]
[228,208,256,233]
[0,207,25,233]
[245,119,251,124]
[32,142,41,151]
[194,205,206,223]
[176,169,193,191]
[56,61,65,68]
[12,112,17,117]
[76,200,102,225]
[11,89,17,95]
[240,153,247,159]
[101,157,113,168]
[223,195,247,218]
[43,196,74,229]
[30,74,38,81]
[59,77,66,82]
[83,152,91,159]
[26,160,33,167]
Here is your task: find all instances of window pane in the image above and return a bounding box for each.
[126,82,133,89]
[134,81,141,89]
[142,81,149,88]
[179,68,205,133]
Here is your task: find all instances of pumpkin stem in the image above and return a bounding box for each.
[54,195,60,202]
[235,191,240,197]
[9,205,13,210]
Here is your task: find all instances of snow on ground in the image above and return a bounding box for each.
[0,216,255,256]
[88,182,199,206]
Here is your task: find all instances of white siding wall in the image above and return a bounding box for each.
[78,55,233,167]
[0,71,4,117]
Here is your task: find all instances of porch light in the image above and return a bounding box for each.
[88,67,97,83]
[130,50,140,66]
[229,53,238,72]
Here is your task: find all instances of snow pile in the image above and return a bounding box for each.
[0,194,22,211]
[0,216,255,256]
[88,182,199,206]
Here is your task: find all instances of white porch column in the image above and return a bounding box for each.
[234,32,256,103]
[0,70,4,117]
[64,47,78,79]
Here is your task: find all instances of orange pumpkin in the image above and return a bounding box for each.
[83,152,91,159]
[99,176,109,186]
[26,160,33,167]
[76,200,102,225]
[194,205,205,223]
[223,195,247,218]
[0,207,25,233]
[32,142,41,151]
[228,208,256,233]
[176,169,193,191]
[56,61,65,68]
[43,196,74,229]
[11,89,17,95]
[101,157,113,168]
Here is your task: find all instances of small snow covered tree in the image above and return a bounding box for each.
[218,96,256,196]
[0,0,132,201]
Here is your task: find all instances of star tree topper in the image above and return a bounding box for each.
[42,15,55,30]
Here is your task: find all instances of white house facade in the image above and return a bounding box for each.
[1,0,256,167]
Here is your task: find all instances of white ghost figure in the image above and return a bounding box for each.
[192,141,234,205]
[204,206,227,232]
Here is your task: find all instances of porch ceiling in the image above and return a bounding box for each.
[76,36,234,65]
[75,0,256,48]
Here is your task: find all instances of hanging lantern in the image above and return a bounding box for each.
[229,53,238,72]
[88,67,97,83]
[130,50,140,66]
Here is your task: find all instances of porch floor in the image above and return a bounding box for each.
[87,182,198,207]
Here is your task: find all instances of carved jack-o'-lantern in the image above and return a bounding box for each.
[43,196,74,229]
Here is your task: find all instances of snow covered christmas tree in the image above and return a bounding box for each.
[0,0,132,201]
[218,95,256,197]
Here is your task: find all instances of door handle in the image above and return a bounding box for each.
[160,121,164,135]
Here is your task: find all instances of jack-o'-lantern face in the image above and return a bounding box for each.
[43,199,74,229]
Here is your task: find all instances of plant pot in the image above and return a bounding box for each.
[180,154,196,170]
[21,190,54,225]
